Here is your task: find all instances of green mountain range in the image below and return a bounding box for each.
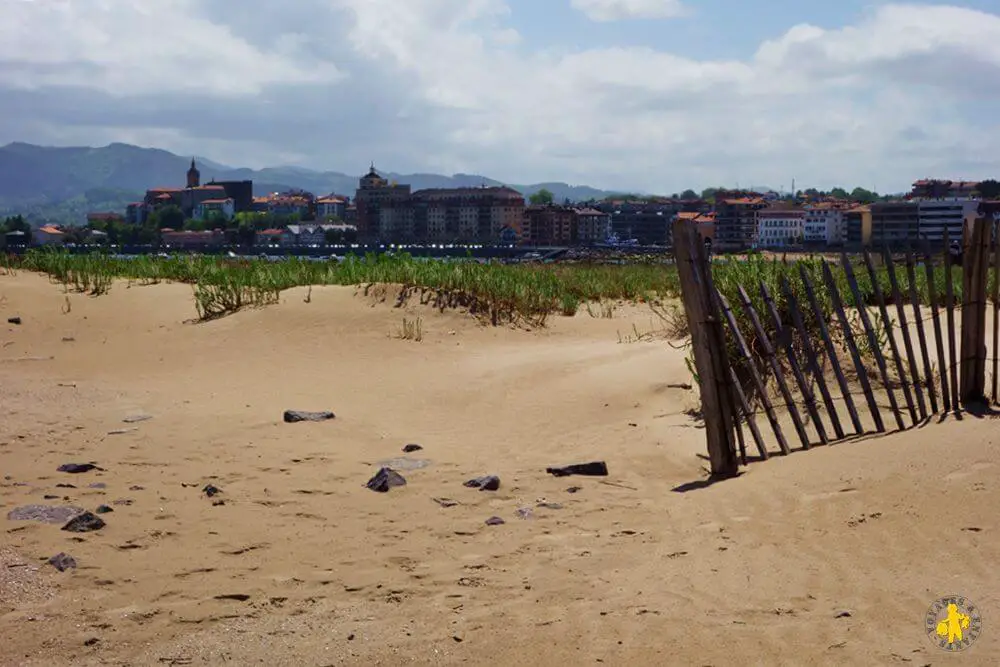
[0,142,619,226]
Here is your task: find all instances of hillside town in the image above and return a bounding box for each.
[3,160,1000,253]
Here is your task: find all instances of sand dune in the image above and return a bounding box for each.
[1,272,998,666]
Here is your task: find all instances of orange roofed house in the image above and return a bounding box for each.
[35,225,66,246]
[676,211,715,248]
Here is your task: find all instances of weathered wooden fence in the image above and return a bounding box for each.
[672,217,999,478]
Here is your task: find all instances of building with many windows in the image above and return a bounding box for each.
[803,204,847,246]
[844,206,872,247]
[353,165,412,241]
[757,209,804,249]
[869,202,920,248]
[714,194,767,251]
[522,205,576,245]
[917,199,978,243]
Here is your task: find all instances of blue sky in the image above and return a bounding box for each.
[2,1,1000,194]
[511,0,1000,58]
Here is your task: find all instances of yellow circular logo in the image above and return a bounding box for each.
[925,596,982,651]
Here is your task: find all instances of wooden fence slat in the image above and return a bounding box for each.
[993,220,1000,404]
[781,277,845,439]
[900,250,937,417]
[822,260,885,433]
[881,249,928,420]
[794,267,862,435]
[863,251,919,425]
[716,291,791,455]
[944,228,960,411]
[671,220,739,476]
[841,254,904,431]
[736,285,812,450]
[729,366,766,461]
[760,282,829,445]
[960,218,990,404]
[923,242,948,412]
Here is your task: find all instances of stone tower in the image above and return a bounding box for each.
[186,158,200,188]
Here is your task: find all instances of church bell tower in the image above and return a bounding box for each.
[187,158,200,188]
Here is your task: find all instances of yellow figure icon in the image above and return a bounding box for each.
[936,603,971,644]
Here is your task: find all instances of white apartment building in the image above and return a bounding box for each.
[916,199,978,243]
[803,206,846,245]
[756,210,804,248]
[193,198,235,222]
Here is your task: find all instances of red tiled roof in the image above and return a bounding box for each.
[722,197,765,205]
[199,199,231,204]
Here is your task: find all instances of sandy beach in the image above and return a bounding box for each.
[1,271,999,666]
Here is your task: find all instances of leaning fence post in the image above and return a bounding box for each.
[960,217,990,405]
[672,219,739,477]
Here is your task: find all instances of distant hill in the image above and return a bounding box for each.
[0,142,623,226]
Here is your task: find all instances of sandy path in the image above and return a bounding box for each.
[0,272,998,666]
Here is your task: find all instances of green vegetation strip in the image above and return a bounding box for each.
[4,249,982,403]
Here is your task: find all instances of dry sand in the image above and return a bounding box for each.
[0,271,998,666]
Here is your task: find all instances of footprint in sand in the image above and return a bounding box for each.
[944,461,994,481]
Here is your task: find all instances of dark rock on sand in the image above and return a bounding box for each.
[215,593,251,601]
[402,444,423,453]
[57,463,102,474]
[48,553,77,572]
[366,467,407,493]
[485,516,505,526]
[112,499,134,506]
[283,410,335,423]
[55,483,77,489]
[464,475,500,491]
[7,505,85,524]
[202,484,222,498]
[95,505,114,514]
[7,317,21,325]
[545,461,609,477]
[89,482,107,489]
[433,497,459,508]
[62,511,106,532]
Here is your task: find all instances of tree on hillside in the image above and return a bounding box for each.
[701,187,721,204]
[680,189,698,200]
[183,218,208,232]
[830,187,849,199]
[529,188,554,205]
[850,187,877,204]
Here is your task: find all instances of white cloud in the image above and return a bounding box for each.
[0,0,343,96]
[570,0,688,22]
[1,1,1000,193]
